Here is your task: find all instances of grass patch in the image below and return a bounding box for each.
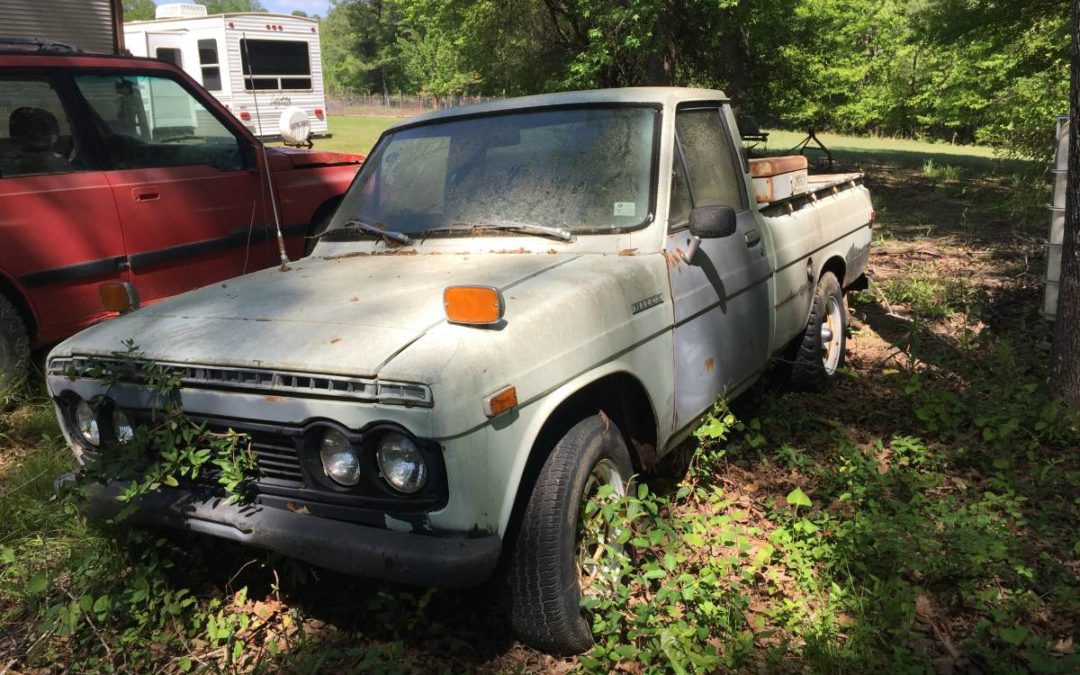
[310,116,396,155]
[1,132,1076,672]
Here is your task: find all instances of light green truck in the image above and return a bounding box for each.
[49,88,873,654]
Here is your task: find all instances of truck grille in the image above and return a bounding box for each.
[203,423,306,488]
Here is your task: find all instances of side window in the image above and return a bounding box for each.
[74,74,244,172]
[674,107,748,211]
[0,76,85,178]
[240,39,312,91]
[668,144,692,230]
[198,39,222,91]
[155,48,183,68]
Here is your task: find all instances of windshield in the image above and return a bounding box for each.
[326,106,658,238]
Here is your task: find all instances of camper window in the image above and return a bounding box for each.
[198,39,222,92]
[239,39,312,91]
[155,48,183,69]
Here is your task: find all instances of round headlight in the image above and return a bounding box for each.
[74,399,100,446]
[112,407,134,444]
[319,428,360,486]
[376,432,427,494]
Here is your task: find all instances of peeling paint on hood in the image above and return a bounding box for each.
[52,254,578,377]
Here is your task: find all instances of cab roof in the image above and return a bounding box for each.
[390,87,730,132]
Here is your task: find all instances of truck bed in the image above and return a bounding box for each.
[759,172,865,215]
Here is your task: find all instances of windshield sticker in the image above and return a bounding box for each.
[613,202,636,217]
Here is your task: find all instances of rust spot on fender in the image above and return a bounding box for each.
[705,357,715,374]
[661,249,681,269]
[489,248,532,254]
[330,337,342,344]
[264,395,288,403]
[618,248,638,256]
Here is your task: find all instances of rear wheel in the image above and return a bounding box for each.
[0,295,30,393]
[791,272,846,391]
[508,414,632,655]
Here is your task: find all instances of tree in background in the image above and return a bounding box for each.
[1049,0,1080,407]
[122,0,157,20]
[199,1,267,13]
[316,0,1069,160]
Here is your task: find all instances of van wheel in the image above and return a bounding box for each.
[508,414,633,655]
[791,272,846,391]
[0,295,30,393]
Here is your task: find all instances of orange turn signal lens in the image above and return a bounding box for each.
[483,385,517,418]
[99,282,138,313]
[444,285,504,326]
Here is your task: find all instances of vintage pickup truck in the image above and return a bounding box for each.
[48,88,872,654]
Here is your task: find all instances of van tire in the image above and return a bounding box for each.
[0,295,30,392]
[791,272,846,391]
[508,414,632,655]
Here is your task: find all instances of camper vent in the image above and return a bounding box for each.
[156,3,209,20]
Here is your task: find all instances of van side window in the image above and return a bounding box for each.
[674,107,747,212]
[198,39,222,92]
[0,77,85,178]
[74,74,244,172]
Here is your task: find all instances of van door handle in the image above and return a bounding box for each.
[745,229,762,247]
[131,187,160,202]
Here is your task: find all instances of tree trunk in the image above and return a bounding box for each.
[1049,0,1080,407]
[644,7,676,86]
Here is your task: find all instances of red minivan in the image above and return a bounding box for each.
[0,48,363,388]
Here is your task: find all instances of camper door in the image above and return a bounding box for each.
[145,33,197,136]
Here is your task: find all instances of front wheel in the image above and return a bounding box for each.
[507,414,633,655]
[790,271,847,391]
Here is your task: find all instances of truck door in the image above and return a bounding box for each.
[0,71,127,343]
[666,104,771,431]
[71,72,274,304]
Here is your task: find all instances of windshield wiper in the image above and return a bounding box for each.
[419,219,576,243]
[322,219,413,246]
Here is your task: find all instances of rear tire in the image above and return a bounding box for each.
[508,414,633,655]
[791,272,846,391]
[0,295,30,393]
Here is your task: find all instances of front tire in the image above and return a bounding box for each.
[0,294,30,393]
[508,414,633,655]
[790,272,847,391]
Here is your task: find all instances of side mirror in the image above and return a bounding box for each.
[689,205,737,239]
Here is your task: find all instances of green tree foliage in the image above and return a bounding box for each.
[318,0,1069,158]
[198,0,267,13]
[122,0,157,21]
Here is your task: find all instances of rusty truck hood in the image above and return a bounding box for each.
[51,253,578,377]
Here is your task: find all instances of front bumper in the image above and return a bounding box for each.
[57,473,501,589]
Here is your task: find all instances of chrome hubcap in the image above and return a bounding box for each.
[576,458,627,595]
[821,295,844,374]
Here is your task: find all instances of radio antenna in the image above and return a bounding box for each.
[242,32,290,270]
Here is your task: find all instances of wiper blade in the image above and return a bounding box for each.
[324,219,413,245]
[420,219,576,242]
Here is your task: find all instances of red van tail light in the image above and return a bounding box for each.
[314,108,324,118]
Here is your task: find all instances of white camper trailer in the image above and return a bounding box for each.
[124,4,329,139]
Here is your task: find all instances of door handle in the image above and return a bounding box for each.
[745,229,762,247]
[131,187,160,202]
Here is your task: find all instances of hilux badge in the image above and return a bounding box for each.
[632,293,664,314]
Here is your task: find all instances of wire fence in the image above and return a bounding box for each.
[327,93,503,118]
